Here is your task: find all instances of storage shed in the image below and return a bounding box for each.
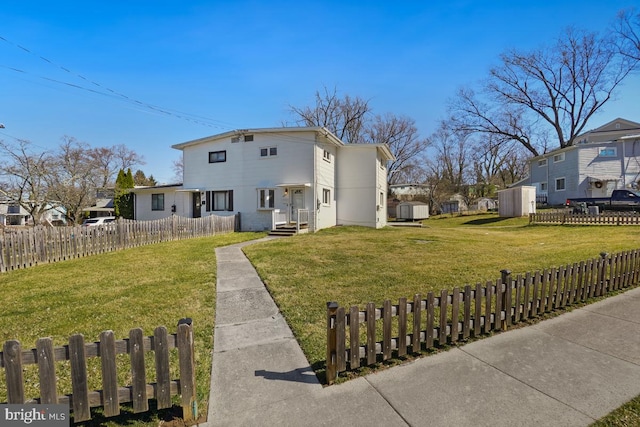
[498,186,536,217]
[396,201,429,220]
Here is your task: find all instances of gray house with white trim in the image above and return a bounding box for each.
[519,118,640,206]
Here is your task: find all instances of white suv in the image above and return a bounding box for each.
[82,216,116,227]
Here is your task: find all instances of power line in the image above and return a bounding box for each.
[0,35,236,130]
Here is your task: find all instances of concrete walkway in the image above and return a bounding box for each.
[205,239,640,427]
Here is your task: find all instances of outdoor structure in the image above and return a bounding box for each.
[518,118,640,206]
[498,186,536,217]
[396,201,429,220]
[82,188,116,219]
[132,127,394,232]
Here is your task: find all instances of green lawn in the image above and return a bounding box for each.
[2,213,639,425]
[243,214,640,374]
[0,231,265,426]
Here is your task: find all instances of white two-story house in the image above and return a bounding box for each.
[132,127,394,232]
[520,118,640,206]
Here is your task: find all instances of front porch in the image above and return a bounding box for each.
[269,209,310,236]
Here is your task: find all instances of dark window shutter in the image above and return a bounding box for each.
[206,191,211,212]
[228,190,234,211]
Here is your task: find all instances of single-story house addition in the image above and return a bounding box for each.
[517,118,640,206]
[132,127,395,232]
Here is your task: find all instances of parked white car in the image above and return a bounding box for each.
[82,216,116,227]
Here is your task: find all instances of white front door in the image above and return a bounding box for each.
[291,189,304,222]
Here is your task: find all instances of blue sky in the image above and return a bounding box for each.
[1,1,639,183]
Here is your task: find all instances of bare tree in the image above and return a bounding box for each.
[615,8,640,61]
[471,134,529,194]
[0,139,55,223]
[289,86,370,143]
[0,136,144,225]
[451,25,639,157]
[365,114,430,184]
[289,87,429,184]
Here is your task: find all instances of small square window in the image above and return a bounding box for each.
[209,150,226,163]
[323,150,331,162]
[260,148,268,157]
[538,159,547,167]
[260,146,277,157]
[270,147,277,156]
[553,153,565,163]
[244,134,254,142]
[555,177,566,191]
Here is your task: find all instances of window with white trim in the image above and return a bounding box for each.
[538,159,547,167]
[260,146,278,157]
[257,188,275,209]
[209,150,226,163]
[555,177,566,191]
[323,150,331,162]
[553,153,565,163]
[598,147,617,157]
[540,182,548,191]
[322,188,331,205]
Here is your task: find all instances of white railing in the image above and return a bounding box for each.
[272,209,288,229]
[296,209,309,233]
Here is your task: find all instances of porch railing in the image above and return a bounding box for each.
[296,210,309,233]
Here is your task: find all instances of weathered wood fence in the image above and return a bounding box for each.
[530,211,640,225]
[326,249,640,383]
[1,320,196,423]
[0,214,237,272]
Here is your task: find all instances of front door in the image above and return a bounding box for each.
[291,189,304,222]
[192,193,201,218]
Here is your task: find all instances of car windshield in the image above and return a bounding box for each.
[84,219,99,224]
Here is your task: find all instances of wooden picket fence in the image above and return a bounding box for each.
[0,214,238,272]
[0,320,196,423]
[530,211,640,225]
[326,249,640,383]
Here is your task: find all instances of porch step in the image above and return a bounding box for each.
[268,224,307,237]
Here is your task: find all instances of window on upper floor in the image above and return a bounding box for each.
[323,150,332,162]
[209,150,226,163]
[598,147,617,157]
[260,146,277,157]
[538,159,547,167]
[152,194,165,211]
[553,153,565,163]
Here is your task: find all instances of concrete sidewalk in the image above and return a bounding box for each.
[205,239,640,427]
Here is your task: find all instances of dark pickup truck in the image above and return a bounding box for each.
[566,189,640,212]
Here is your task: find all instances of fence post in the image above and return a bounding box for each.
[177,318,197,423]
[501,269,512,329]
[326,302,338,385]
[3,340,24,403]
[599,252,609,296]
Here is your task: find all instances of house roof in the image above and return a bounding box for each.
[531,117,640,160]
[171,126,345,150]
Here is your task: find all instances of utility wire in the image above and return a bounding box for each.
[0,35,235,130]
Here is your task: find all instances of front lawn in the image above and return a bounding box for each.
[243,213,640,375]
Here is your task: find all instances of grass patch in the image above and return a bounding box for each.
[592,394,640,426]
[0,231,265,426]
[242,215,640,377]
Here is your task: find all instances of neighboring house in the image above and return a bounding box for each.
[132,127,394,232]
[519,118,640,206]
[390,183,430,200]
[0,200,67,226]
[82,188,116,219]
